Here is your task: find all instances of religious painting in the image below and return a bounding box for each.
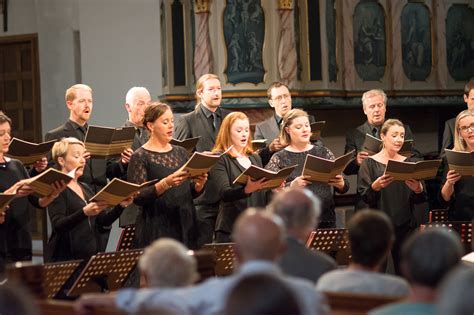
[224,0,265,84]
[353,0,386,81]
[326,0,338,82]
[446,4,474,82]
[401,3,432,81]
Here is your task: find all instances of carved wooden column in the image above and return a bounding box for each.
[278,0,297,87]
[194,0,213,80]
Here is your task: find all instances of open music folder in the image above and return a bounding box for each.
[310,121,325,141]
[23,168,76,196]
[302,150,354,183]
[6,138,57,165]
[384,159,441,181]
[90,178,158,206]
[251,139,267,150]
[178,147,232,177]
[445,149,474,176]
[233,164,297,189]
[170,136,201,153]
[362,133,414,157]
[84,125,135,159]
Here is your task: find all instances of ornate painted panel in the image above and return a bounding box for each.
[400,2,432,81]
[223,0,265,84]
[353,0,386,81]
[326,0,337,82]
[446,4,474,81]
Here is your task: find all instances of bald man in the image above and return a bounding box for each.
[75,209,328,315]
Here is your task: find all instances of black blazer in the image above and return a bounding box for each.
[174,105,231,205]
[46,182,124,262]
[344,121,420,175]
[441,118,455,158]
[212,153,267,235]
[45,120,107,191]
[174,104,232,152]
[278,237,337,283]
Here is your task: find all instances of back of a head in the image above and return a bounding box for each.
[402,228,463,288]
[232,208,286,262]
[268,188,321,232]
[348,210,394,268]
[138,238,198,288]
[0,282,38,315]
[225,274,301,315]
[437,265,474,315]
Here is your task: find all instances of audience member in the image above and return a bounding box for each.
[370,228,463,315]
[0,282,38,315]
[138,238,198,288]
[224,273,301,315]
[75,209,329,315]
[436,265,474,315]
[316,210,410,297]
[268,188,336,283]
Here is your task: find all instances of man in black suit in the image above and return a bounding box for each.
[106,86,151,226]
[344,89,420,209]
[255,82,317,165]
[174,74,231,247]
[45,84,106,193]
[268,188,336,283]
[441,78,474,156]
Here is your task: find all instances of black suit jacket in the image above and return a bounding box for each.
[174,105,231,205]
[441,118,455,158]
[45,120,107,192]
[278,237,337,283]
[211,153,267,235]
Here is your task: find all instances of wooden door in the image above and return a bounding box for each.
[0,34,41,142]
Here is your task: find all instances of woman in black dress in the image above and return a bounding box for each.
[127,102,207,249]
[265,109,349,228]
[440,109,474,220]
[0,112,65,270]
[211,112,269,243]
[358,119,427,273]
[47,137,132,262]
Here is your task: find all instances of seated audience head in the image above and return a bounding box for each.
[65,83,93,126]
[52,137,86,178]
[0,112,12,156]
[437,265,474,315]
[380,119,405,153]
[138,238,198,288]
[361,89,387,127]
[224,274,301,315]
[464,78,474,109]
[0,282,38,315]
[454,109,474,152]
[401,228,463,289]
[267,188,321,241]
[195,73,222,110]
[279,108,310,147]
[232,208,286,263]
[213,111,254,157]
[348,210,394,269]
[125,87,151,127]
[267,82,292,118]
[142,102,173,142]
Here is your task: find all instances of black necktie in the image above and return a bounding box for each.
[372,127,379,138]
[211,113,217,130]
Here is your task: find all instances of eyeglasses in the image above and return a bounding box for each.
[459,123,474,133]
[272,94,291,102]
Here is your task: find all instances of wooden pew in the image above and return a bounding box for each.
[38,299,125,315]
[325,291,402,315]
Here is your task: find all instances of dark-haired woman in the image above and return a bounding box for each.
[127,102,207,249]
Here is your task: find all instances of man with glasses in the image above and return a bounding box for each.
[441,78,474,155]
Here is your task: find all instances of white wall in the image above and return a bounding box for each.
[78,0,162,128]
[0,0,37,36]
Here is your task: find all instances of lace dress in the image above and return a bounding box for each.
[265,145,349,228]
[127,145,198,249]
